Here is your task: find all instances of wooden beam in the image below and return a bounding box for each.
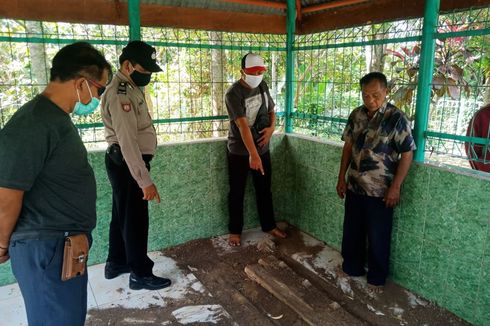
[299,0,490,34]
[245,264,320,326]
[0,0,286,34]
[0,0,127,26]
[192,262,277,326]
[296,0,302,22]
[2,0,490,36]
[140,4,286,34]
[218,0,287,10]
[245,256,360,326]
[302,0,369,15]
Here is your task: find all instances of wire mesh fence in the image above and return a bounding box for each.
[426,7,490,167]
[1,5,490,171]
[142,27,287,144]
[0,21,286,149]
[292,18,423,141]
[292,6,490,171]
[0,19,127,151]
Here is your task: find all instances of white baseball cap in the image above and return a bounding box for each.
[241,53,267,74]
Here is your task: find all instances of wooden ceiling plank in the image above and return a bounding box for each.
[302,0,369,15]
[2,0,490,36]
[296,0,302,22]
[299,0,490,34]
[140,4,285,34]
[218,0,287,10]
[0,0,127,26]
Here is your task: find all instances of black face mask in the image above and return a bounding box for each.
[130,70,152,87]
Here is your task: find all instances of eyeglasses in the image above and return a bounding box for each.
[86,79,106,97]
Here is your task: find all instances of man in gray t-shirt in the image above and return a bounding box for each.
[0,42,111,326]
[225,53,287,247]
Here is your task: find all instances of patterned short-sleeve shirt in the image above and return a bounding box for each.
[342,102,416,197]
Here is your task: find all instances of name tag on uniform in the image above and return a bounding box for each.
[122,103,132,112]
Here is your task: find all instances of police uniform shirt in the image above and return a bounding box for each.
[101,71,157,189]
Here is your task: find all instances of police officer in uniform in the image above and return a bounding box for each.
[101,41,171,290]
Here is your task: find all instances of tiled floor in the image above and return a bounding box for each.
[0,282,25,326]
[0,251,213,326]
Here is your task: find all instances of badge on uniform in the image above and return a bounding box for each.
[117,82,127,95]
[122,103,132,112]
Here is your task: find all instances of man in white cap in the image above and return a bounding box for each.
[101,41,171,290]
[225,53,287,246]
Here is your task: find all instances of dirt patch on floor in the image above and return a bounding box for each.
[86,225,470,326]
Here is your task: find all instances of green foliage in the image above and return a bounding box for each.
[0,21,287,144]
[386,15,485,119]
[294,45,363,122]
[2,7,490,150]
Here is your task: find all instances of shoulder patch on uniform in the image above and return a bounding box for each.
[117,82,127,95]
[121,103,132,112]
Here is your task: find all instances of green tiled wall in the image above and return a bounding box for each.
[284,134,345,249]
[0,135,290,286]
[284,134,490,326]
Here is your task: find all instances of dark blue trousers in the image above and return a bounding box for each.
[227,151,276,234]
[9,237,88,326]
[105,150,154,277]
[341,190,394,286]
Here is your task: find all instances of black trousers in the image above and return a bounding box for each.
[341,190,394,286]
[105,149,154,277]
[227,150,276,234]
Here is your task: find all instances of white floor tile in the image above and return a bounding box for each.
[0,251,211,322]
[171,304,235,325]
[95,289,165,309]
[148,250,169,264]
[0,295,27,326]
[149,253,209,302]
[88,263,150,307]
[0,283,22,301]
[87,281,98,309]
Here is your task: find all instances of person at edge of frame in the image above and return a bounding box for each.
[0,42,111,326]
[465,103,490,173]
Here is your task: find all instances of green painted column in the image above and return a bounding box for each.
[285,0,296,133]
[413,0,440,161]
[128,0,141,41]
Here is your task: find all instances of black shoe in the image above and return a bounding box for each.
[104,262,131,280]
[129,273,172,290]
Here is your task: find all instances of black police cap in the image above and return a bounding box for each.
[120,41,162,72]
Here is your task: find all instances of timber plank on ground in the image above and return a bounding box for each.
[245,255,365,326]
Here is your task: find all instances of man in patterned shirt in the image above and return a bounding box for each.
[336,72,415,290]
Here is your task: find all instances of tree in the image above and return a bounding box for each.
[209,31,224,137]
[365,24,388,72]
[387,17,480,119]
[25,21,49,93]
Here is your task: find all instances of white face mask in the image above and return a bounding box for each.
[244,74,263,89]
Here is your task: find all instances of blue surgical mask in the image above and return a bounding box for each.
[74,80,100,115]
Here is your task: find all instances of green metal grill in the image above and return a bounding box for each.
[1,3,490,170]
